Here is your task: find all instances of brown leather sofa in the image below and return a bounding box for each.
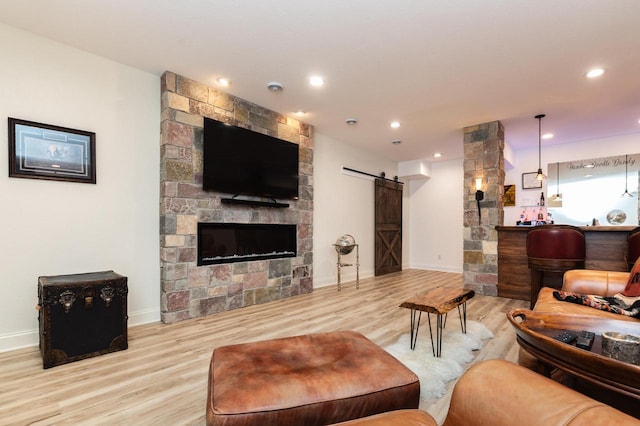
[333,359,638,425]
[520,267,638,372]
[533,269,638,318]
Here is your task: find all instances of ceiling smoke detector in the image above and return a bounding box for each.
[345,118,358,125]
[266,82,284,92]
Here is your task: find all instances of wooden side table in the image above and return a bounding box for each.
[400,287,475,357]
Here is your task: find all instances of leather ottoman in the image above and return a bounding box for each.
[206,331,420,426]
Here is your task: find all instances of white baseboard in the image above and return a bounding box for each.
[0,307,161,353]
[409,263,463,273]
[313,268,374,288]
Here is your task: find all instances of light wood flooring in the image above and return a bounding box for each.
[0,269,528,425]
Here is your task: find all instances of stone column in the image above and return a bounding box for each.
[463,121,505,295]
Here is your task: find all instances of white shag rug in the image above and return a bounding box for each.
[384,320,494,400]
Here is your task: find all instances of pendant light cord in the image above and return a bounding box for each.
[538,118,541,169]
[535,114,545,180]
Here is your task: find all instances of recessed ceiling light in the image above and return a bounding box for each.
[433,152,442,158]
[391,140,402,145]
[584,164,595,168]
[266,82,284,92]
[217,77,231,86]
[390,121,400,129]
[345,118,358,125]
[309,76,324,87]
[542,133,554,139]
[294,111,306,116]
[586,68,605,78]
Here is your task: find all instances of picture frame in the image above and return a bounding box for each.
[503,184,516,206]
[8,117,96,184]
[522,172,542,190]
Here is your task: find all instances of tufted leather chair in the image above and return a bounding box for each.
[526,225,585,309]
[627,226,640,271]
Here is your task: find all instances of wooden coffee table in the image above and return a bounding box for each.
[400,286,475,357]
[507,309,640,400]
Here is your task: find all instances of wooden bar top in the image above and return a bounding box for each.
[496,225,638,301]
[400,287,475,314]
[496,225,637,232]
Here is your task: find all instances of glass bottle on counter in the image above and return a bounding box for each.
[539,192,545,206]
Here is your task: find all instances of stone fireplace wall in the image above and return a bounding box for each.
[160,72,313,324]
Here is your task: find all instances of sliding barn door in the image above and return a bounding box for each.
[375,179,403,276]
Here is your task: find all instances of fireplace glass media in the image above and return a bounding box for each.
[198,223,297,266]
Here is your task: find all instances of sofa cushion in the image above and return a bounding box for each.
[534,287,638,321]
[623,257,640,297]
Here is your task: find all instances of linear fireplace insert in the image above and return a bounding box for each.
[198,223,297,266]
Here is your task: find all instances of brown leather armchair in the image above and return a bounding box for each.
[333,359,638,425]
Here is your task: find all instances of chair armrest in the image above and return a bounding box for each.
[442,360,636,426]
[562,269,629,296]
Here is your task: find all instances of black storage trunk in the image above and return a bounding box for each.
[37,270,128,369]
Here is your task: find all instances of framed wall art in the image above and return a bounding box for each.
[8,118,96,184]
[521,172,542,190]
[503,184,516,206]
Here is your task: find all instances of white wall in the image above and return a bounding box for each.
[407,159,464,273]
[0,24,160,351]
[313,133,408,287]
[504,133,640,225]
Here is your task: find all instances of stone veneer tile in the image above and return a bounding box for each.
[482,240,498,255]
[209,88,234,111]
[165,92,190,112]
[243,271,269,289]
[166,290,190,311]
[166,121,194,148]
[176,76,208,102]
[178,247,196,263]
[165,235,185,247]
[176,214,197,235]
[165,160,194,182]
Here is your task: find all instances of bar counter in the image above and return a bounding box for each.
[496,225,638,301]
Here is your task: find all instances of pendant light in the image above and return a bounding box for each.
[622,154,633,198]
[535,114,546,181]
[554,162,562,202]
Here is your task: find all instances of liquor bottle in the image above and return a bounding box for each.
[540,192,545,206]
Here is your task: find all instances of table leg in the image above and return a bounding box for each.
[457,302,467,334]
[436,314,444,357]
[426,313,442,357]
[409,309,422,350]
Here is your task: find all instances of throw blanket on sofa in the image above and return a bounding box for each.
[553,291,640,318]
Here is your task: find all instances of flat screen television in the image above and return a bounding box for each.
[202,117,299,200]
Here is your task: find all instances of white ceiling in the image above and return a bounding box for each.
[1,0,639,162]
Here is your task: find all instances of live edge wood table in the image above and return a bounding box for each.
[400,286,475,357]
